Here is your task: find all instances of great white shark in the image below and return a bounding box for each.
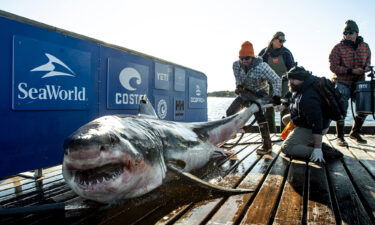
[63,98,268,203]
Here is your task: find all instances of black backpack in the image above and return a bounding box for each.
[313,77,345,121]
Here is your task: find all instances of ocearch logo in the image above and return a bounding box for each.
[115,67,145,105]
[16,53,86,102]
[195,84,201,96]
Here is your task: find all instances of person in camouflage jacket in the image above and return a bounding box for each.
[226,41,281,155]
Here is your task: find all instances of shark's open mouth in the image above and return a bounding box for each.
[71,163,124,186]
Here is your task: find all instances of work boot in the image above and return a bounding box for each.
[256,121,272,155]
[336,120,348,147]
[349,116,367,144]
[321,143,343,160]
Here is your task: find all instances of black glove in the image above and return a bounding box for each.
[271,96,281,105]
[235,85,244,95]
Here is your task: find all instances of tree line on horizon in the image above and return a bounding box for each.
[207,90,236,97]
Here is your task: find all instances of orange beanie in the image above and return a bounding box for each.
[239,41,254,57]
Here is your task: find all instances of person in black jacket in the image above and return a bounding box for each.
[281,66,343,162]
[259,31,295,133]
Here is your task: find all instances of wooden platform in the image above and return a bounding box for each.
[1,133,374,225]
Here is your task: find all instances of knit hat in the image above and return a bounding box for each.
[343,20,359,34]
[273,31,285,39]
[286,66,311,81]
[239,41,254,57]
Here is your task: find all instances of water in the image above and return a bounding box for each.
[207,97,375,125]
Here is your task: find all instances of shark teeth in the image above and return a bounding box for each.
[73,163,124,186]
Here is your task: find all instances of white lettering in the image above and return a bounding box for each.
[190,97,205,103]
[115,93,146,105]
[157,72,169,81]
[38,88,47,99]
[16,82,87,101]
[29,87,38,99]
[17,83,28,99]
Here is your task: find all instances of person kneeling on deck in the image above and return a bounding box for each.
[281,66,343,162]
[226,41,282,155]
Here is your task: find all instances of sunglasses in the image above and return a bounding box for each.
[278,39,286,43]
[343,31,355,35]
[239,56,251,61]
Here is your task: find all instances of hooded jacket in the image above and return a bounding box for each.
[289,76,330,134]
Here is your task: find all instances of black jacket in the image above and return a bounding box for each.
[289,76,331,134]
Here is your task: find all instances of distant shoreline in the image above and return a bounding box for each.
[208,90,236,97]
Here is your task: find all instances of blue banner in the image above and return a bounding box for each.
[154,95,170,120]
[188,77,207,108]
[174,67,186,91]
[155,62,171,90]
[107,58,149,109]
[12,35,91,110]
[174,97,185,120]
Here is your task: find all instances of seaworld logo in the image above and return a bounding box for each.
[30,53,76,78]
[16,53,86,101]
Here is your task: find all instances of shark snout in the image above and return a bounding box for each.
[67,148,100,160]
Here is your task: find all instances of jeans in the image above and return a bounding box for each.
[335,82,366,119]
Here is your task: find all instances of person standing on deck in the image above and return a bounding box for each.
[329,20,372,146]
[281,66,343,162]
[259,31,296,133]
[226,41,282,155]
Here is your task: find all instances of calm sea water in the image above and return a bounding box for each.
[207,97,375,125]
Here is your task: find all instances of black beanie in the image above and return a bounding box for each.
[286,66,311,81]
[344,20,359,34]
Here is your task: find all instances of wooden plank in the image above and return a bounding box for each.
[0,165,62,188]
[326,159,373,225]
[307,162,336,225]
[169,140,265,225]
[346,137,375,178]
[206,148,282,225]
[0,167,62,193]
[273,159,306,225]
[357,135,375,160]
[153,134,262,225]
[331,141,375,220]
[238,151,289,225]
[0,176,65,204]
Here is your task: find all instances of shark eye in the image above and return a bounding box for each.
[108,134,118,144]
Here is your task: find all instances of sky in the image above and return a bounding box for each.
[1,0,375,92]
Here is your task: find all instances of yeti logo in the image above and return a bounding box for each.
[30,53,75,78]
[119,67,142,91]
[157,99,168,119]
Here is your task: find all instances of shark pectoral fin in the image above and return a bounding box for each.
[166,165,254,194]
[167,159,186,170]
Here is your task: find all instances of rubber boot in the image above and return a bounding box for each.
[336,120,348,147]
[349,116,367,144]
[256,121,272,155]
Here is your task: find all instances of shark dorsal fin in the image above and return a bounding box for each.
[138,96,158,119]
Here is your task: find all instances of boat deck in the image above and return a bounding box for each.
[1,133,374,225]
